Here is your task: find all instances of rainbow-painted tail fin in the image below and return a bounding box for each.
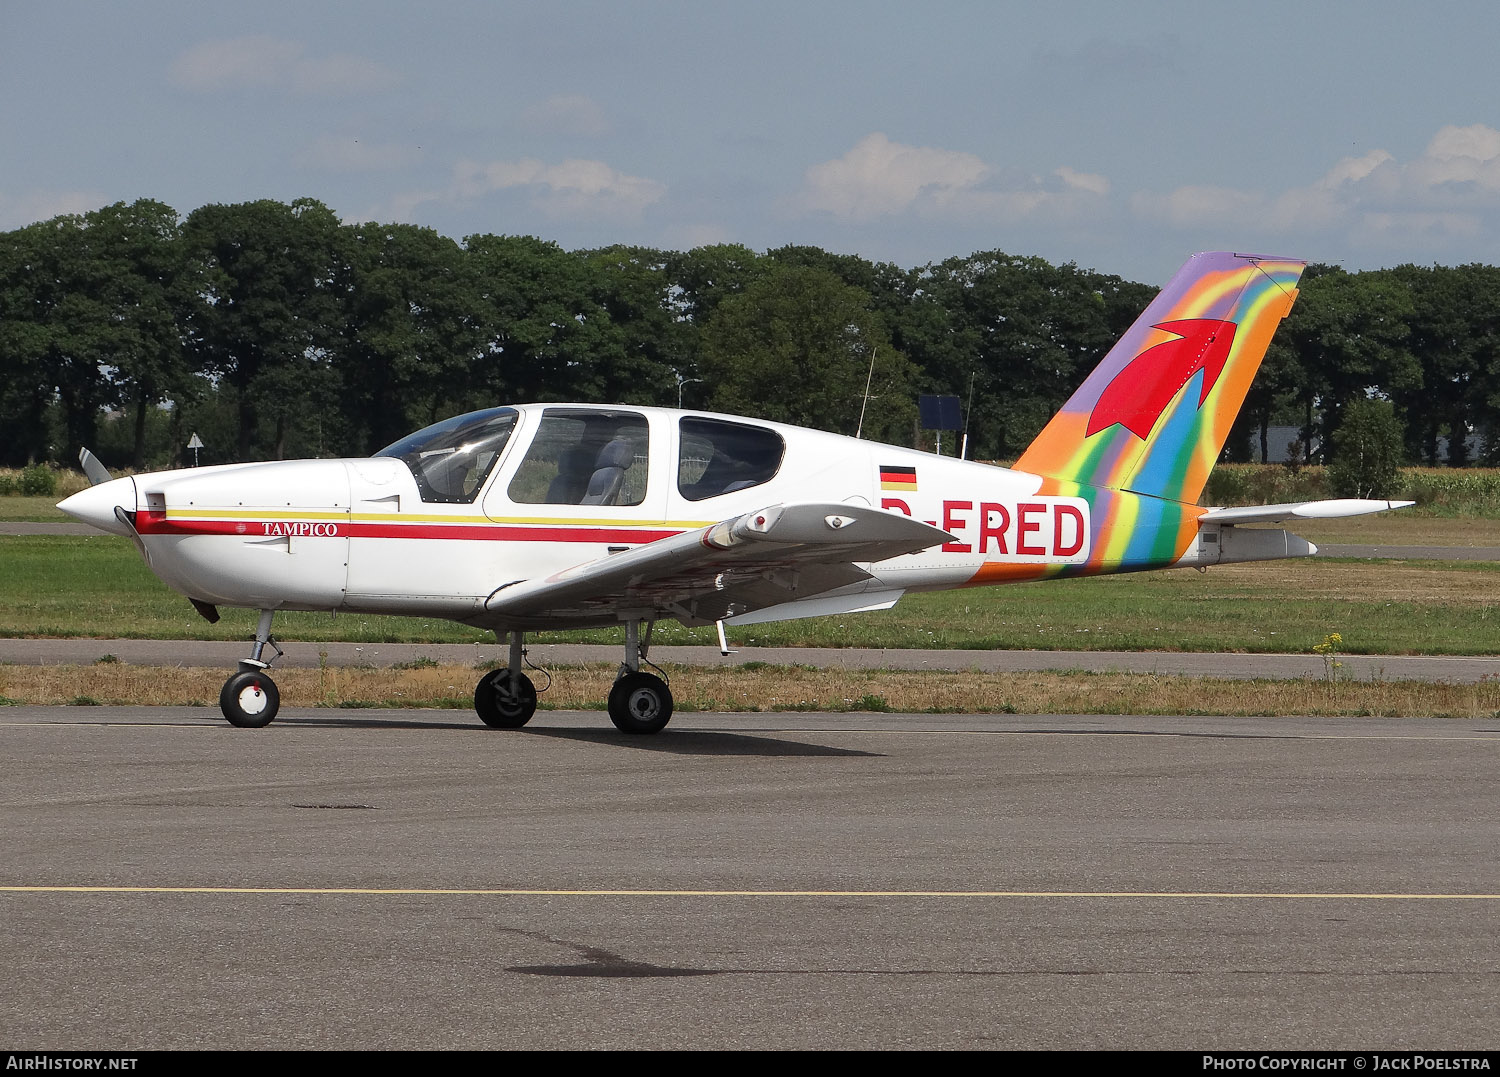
[1014,252,1305,504]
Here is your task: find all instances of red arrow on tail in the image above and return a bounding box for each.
[1085,318,1238,440]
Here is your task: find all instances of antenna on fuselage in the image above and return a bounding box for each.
[855,347,877,439]
[960,370,975,460]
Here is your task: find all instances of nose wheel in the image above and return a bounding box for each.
[219,609,283,728]
[220,670,280,728]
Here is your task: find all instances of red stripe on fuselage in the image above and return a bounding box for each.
[134,516,684,545]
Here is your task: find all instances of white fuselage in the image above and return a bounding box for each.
[61,403,1130,630]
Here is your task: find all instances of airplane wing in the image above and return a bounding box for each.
[1199,498,1414,525]
[475,502,952,628]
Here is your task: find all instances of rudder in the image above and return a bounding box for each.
[1014,252,1304,504]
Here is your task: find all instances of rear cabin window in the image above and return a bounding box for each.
[374,407,518,504]
[507,409,650,507]
[677,417,784,501]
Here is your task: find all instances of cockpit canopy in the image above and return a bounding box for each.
[375,407,518,504]
[376,405,788,508]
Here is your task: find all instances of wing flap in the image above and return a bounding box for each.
[478,502,951,627]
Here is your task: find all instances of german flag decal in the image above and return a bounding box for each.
[879,464,917,492]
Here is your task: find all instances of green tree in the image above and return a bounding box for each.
[698,263,916,441]
[915,252,1154,458]
[665,243,766,324]
[0,224,56,465]
[0,214,122,465]
[1327,397,1405,498]
[84,200,193,469]
[183,198,347,460]
[1387,263,1500,465]
[463,234,602,406]
[577,245,684,406]
[1282,266,1419,459]
[336,223,483,452]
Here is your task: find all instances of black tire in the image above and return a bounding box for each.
[607,671,673,734]
[220,670,280,728]
[475,669,537,728]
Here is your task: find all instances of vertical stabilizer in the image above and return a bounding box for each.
[1014,252,1304,504]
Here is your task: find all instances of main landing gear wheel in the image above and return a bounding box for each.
[607,671,673,734]
[220,670,280,728]
[475,669,537,728]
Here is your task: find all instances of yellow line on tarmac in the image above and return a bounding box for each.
[3,886,1500,899]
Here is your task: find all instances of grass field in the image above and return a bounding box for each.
[3,530,1499,654]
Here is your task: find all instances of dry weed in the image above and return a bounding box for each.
[4,662,1500,718]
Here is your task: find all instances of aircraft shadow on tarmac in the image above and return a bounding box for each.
[517,726,881,758]
[270,715,880,757]
[267,715,493,733]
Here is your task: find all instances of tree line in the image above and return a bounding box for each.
[3,196,1499,472]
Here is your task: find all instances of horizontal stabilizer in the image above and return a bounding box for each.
[1199,498,1415,525]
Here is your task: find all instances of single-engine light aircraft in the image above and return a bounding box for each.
[60,252,1410,733]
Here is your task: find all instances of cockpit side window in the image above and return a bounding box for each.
[374,407,518,504]
[507,409,650,507]
[677,417,784,501]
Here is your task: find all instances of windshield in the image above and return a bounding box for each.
[374,407,518,504]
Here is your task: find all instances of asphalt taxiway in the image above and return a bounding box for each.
[2,705,1498,1050]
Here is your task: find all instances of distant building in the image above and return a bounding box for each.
[1262,426,1318,464]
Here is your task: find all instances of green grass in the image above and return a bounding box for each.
[0,496,77,522]
[5,533,1500,654]
[0,535,492,644]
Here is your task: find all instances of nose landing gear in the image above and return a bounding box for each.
[220,609,283,728]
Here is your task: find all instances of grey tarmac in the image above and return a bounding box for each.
[1,705,1498,1050]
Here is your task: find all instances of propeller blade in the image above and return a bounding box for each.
[79,447,112,487]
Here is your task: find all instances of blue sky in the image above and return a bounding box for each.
[4,1,1499,284]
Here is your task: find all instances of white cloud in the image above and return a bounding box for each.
[1426,124,1500,163]
[1317,150,1393,189]
[792,133,1108,224]
[1133,123,1500,251]
[1406,124,1500,196]
[391,157,666,223]
[170,36,399,96]
[519,94,609,138]
[796,133,988,219]
[0,189,108,229]
[1056,166,1110,197]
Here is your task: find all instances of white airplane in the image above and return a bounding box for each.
[59,252,1410,733]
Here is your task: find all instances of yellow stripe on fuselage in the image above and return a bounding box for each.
[160,507,714,530]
